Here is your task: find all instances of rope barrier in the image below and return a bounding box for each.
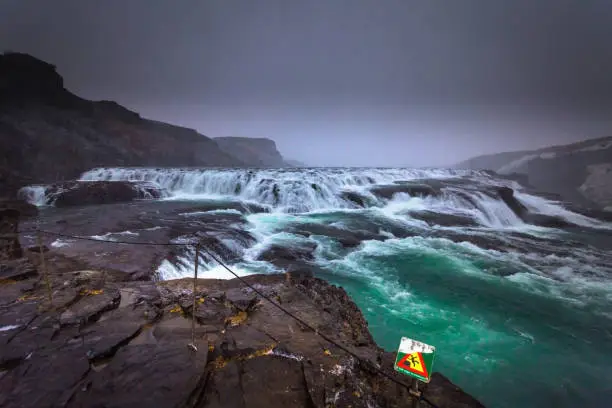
[196,242,441,407]
[7,227,441,407]
[34,228,186,246]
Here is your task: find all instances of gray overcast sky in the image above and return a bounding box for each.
[1,0,612,167]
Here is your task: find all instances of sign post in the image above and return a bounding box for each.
[393,337,436,407]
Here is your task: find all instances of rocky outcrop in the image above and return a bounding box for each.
[579,163,612,208]
[214,137,286,167]
[15,199,263,280]
[369,183,440,200]
[0,245,485,408]
[256,243,317,269]
[287,223,387,248]
[21,180,164,207]
[0,52,246,197]
[496,186,527,217]
[285,159,307,167]
[454,136,612,209]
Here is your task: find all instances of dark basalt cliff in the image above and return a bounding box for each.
[0,52,244,197]
[214,136,287,167]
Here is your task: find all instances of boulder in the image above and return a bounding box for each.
[406,210,478,227]
[523,213,572,229]
[340,191,369,207]
[256,243,317,268]
[287,223,385,248]
[44,181,164,207]
[370,183,439,200]
[496,186,528,218]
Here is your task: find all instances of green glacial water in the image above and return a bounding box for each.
[319,236,612,408]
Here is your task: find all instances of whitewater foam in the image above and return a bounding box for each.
[17,185,48,206]
[89,231,139,241]
[515,192,611,230]
[79,167,488,212]
[20,167,603,236]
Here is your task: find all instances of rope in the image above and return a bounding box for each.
[196,244,441,406]
[9,227,441,406]
[18,228,185,246]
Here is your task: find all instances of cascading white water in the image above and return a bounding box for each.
[17,185,48,206]
[514,191,609,229]
[18,166,608,229]
[79,167,492,211]
[469,191,526,227]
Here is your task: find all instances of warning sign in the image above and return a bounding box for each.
[393,337,435,383]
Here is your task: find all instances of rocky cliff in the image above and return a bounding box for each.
[214,137,286,167]
[0,52,244,197]
[0,207,485,408]
[285,159,308,167]
[454,136,612,209]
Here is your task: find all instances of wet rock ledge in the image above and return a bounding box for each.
[0,248,485,408]
[0,199,485,407]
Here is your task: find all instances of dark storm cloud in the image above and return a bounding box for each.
[1,0,612,166]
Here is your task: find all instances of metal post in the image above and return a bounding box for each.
[7,231,14,260]
[189,243,200,352]
[37,231,53,307]
[410,378,420,408]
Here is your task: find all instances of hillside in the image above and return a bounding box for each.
[0,52,245,196]
[214,136,286,167]
[285,159,307,167]
[455,136,612,209]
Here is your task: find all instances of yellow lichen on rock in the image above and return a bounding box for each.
[210,344,277,371]
[80,288,104,296]
[243,344,276,360]
[17,294,40,302]
[225,311,248,326]
[212,355,227,369]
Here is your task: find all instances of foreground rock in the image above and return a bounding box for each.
[0,249,485,408]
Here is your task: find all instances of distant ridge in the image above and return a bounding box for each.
[0,52,294,195]
[455,136,612,209]
[214,137,286,167]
